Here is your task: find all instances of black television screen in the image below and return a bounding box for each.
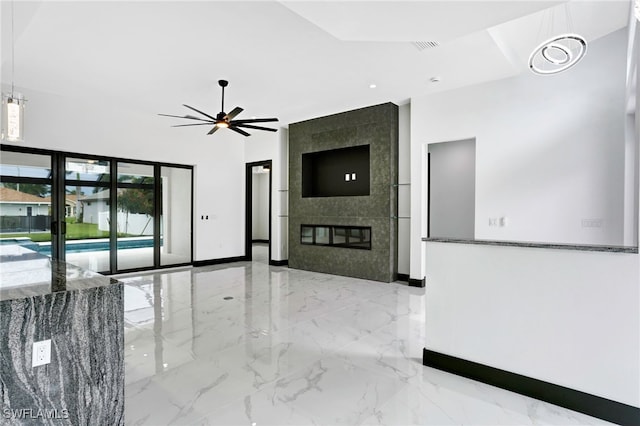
[302,145,370,197]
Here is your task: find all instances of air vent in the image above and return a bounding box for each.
[412,41,440,51]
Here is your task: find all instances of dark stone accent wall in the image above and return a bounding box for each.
[288,103,398,282]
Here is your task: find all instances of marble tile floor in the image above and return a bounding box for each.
[121,245,612,426]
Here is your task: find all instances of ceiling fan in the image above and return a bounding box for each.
[159,80,278,137]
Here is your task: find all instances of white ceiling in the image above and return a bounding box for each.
[0,0,631,129]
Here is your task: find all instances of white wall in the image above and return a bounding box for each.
[0,203,48,216]
[425,242,640,407]
[251,170,269,240]
[410,28,630,281]
[418,24,640,409]
[82,200,108,225]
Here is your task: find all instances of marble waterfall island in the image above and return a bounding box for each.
[0,244,124,425]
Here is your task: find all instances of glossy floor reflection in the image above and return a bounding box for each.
[122,245,611,425]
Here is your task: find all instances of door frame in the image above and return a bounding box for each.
[245,160,272,262]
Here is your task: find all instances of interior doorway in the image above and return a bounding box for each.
[245,160,272,262]
[428,138,476,239]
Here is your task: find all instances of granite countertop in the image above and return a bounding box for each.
[422,237,638,254]
[0,244,119,302]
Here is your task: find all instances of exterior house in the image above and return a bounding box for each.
[0,187,50,232]
[78,189,110,225]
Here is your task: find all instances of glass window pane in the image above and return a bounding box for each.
[73,186,111,224]
[0,183,52,255]
[65,158,110,182]
[160,166,192,266]
[65,185,110,272]
[315,226,330,245]
[0,151,51,178]
[301,226,313,244]
[349,227,371,249]
[117,187,154,270]
[332,227,347,245]
[118,163,153,184]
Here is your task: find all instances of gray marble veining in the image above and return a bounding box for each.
[0,245,124,425]
[423,237,638,253]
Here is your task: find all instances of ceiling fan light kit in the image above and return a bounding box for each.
[159,79,278,137]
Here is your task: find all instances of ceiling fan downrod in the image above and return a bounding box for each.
[218,79,228,114]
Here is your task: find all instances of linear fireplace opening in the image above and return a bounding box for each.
[301,225,371,250]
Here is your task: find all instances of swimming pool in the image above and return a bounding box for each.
[0,237,158,255]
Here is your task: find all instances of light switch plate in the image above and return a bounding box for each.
[32,339,51,367]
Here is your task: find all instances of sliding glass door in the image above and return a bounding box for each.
[64,157,111,273]
[116,163,155,270]
[0,145,192,274]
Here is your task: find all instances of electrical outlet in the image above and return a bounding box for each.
[582,218,603,228]
[32,339,51,367]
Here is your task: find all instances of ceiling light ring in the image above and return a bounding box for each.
[528,33,587,75]
[541,43,572,65]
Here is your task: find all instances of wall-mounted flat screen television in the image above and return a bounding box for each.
[302,144,370,197]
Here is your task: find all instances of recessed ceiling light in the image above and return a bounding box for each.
[430,77,441,83]
[369,84,377,89]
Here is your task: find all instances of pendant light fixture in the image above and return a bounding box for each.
[528,4,587,75]
[2,0,26,142]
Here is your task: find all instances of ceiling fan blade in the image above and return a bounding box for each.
[207,126,220,135]
[233,123,278,132]
[232,118,279,124]
[158,113,212,122]
[229,126,251,137]
[182,104,217,121]
[224,106,244,121]
[172,122,216,127]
